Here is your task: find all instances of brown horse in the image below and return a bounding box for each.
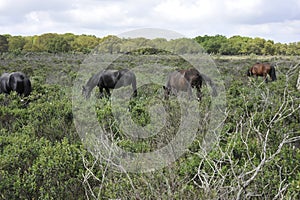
[163,68,217,101]
[247,62,277,82]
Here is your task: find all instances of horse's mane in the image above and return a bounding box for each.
[200,73,218,96]
[86,71,102,87]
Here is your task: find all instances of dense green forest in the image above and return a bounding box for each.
[0,33,300,55]
[0,36,299,199]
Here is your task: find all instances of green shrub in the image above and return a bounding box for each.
[0,133,86,199]
[0,53,299,199]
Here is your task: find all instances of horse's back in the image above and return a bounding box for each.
[101,69,135,89]
[167,70,191,91]
[0,73,11,93]
[251,63,269,74]
[115,69,136,88]
[0,72,10,81]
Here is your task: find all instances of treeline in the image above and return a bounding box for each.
[0,33,299,55]
[195,35,300,55]
[0,33,100,54]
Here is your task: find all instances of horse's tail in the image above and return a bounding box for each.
[269,65,277,81]
[131,73,137,97]
[201,74,217,96]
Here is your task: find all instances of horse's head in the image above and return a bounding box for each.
[82,85,91,99]
[247,68,252,76]
[163,86,171,100]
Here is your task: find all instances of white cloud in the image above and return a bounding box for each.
[153,0,222,22]
[66,4,125,25]
[224,0,262,17]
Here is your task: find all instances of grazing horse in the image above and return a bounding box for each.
[163,68,217,101]
[82,69,137,99]
[0,72,32,96]
[247,62,277,82]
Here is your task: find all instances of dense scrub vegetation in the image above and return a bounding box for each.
[0,49,299,199]
[0,33,300,55]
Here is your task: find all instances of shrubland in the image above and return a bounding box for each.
[0,51,299,199]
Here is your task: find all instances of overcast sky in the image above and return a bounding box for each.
[0,0,299,43]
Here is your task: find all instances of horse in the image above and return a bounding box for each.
[82,69,137,99]
[163,68,217,101]
[247,62,277,82]
[0,72,32,97]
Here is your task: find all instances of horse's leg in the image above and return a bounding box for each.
[132,80,137,97]
[98,87,104,98]
[196,85,202,101]
[187,86,193,100]
[163,86,170,100]
[173,88,178,96]
[105,88,111,97]
[264,73,268,83]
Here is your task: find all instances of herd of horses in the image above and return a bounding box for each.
[81,62,277,100]
[0,62,277,99]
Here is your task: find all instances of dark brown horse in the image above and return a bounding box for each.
[82,69,137,99]
[247,62,277,82]
[163,68,217,101]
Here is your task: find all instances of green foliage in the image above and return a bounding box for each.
[7,36,26,53]
[1,33,299,55]
[71,34,99,53]
[195,34,300,55]
[0,53,299,199]
[0,134,86,199]
[195,34,227,54]
[0,35,9,53]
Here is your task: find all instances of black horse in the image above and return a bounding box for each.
[163,68,217,101]
[0,72,32,97]
[82,69,137,99]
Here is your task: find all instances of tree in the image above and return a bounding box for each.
[34,33,58,52]
[8,36,26,52]
[71,34,99,53]
[150,38,168,50]
[22,36,32,52]
[275,43,288,55]
[219,36,248,55]
[245,37,265,55]
[286,42,300,55]
[46,35,71,53]
[194,35,227,54]
[0,35,9,53]
[97,35,121,54]
[263,40,275,55]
